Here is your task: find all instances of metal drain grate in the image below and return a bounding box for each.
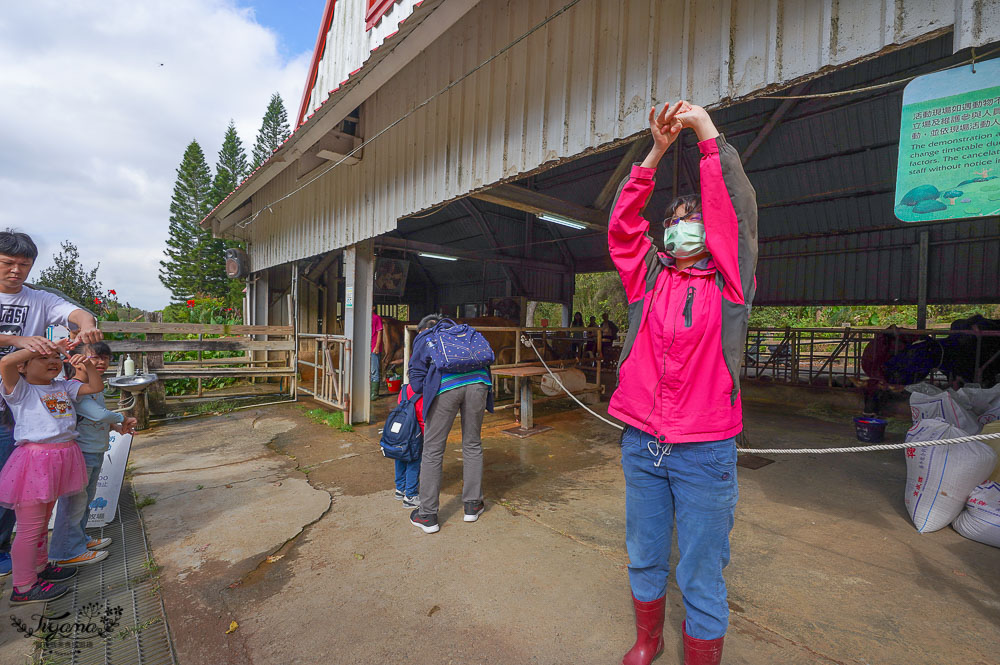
[40,485,176,665]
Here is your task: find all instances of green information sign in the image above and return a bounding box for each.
[895,57,1000,222]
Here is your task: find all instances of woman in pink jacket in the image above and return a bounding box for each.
[609,101,757,665]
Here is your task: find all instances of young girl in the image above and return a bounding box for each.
[50,343,136,567]
[0,341,104,604]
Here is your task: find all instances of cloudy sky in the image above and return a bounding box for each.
[0,0,325,309]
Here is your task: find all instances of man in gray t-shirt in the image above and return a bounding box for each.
[0,230,103,577]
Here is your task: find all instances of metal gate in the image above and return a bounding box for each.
[297,333,352,411]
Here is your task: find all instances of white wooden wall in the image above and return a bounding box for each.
[243,0,999,271]
[304,0,426,117]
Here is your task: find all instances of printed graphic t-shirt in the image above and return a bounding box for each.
[0,378,82,445]
[0,285,78,360]
[371,312,383,353]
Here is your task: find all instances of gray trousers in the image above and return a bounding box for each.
[418,383,489,516]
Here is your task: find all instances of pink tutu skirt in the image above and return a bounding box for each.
[0,441,87,508]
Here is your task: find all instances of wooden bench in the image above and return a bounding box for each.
[491,365,599,438]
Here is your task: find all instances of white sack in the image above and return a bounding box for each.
[904,419,998,533]
[907,385,980,433]
[952,482,1000,548]
[956,384,1000,416]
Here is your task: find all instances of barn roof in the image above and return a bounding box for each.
[379,33,1000,306]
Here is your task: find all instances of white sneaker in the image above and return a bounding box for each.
[87,538,112,551]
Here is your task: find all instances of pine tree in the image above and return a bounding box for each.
[212,120,249,206]
[250,93,291,170]
[34,241,104,307]
[159,140,229,301]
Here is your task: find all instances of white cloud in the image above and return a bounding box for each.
[0,0,311,309]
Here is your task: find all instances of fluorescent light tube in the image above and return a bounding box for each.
[538,213,586,230]
[418,252,458,261]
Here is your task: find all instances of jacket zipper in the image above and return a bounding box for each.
[683,285,696,328]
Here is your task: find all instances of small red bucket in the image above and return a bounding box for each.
[386,378,402,394]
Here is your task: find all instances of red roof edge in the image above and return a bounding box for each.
[297,0,338,128]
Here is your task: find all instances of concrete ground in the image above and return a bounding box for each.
[121,393,998,665]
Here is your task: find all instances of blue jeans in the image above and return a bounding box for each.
[370,352,381,383]
[49,451,105,561]
[394,458,420,497]
[620,425,738,640]
[0,422,16,552]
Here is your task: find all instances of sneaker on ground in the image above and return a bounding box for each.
[87,537,112,551]
[56,549,109,567]
[409,509,439,534]
[9,580,70,605]
[393,489,405,500]
[402,495,420,508]
[463,500,485,522]
[0,551,11,577]
[38,563,77,583]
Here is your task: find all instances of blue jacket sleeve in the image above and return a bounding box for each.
[74,394,125,425]
[407,333,430,394]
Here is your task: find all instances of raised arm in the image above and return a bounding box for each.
[68,354,105,396]
[68,309,103,345]
[0,348,34,394]
[609,102,684,303]
[677,105,757,304]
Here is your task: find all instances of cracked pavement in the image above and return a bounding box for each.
[126,399,999,665]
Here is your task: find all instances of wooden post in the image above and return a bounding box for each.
[197,333,204,398]
[144,311,167,416]
[519,377,533,429]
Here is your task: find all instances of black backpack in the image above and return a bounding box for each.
[379,390,423,462]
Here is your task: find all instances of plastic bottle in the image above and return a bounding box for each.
[123,355,135,376]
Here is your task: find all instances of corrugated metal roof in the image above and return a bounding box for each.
[378,32,1000,306]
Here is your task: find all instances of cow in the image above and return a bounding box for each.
[859,317,1000,396]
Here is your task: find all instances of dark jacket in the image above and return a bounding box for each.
[407,328,495,416]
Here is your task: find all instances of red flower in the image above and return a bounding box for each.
[94,298,102,305]
[186,299,195,308]
[108,289,116,296]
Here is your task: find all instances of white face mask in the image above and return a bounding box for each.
[662,213,706,259]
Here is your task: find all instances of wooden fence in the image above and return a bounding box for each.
[99,321,296,412]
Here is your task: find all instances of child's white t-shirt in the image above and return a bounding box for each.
[0,378,82,445]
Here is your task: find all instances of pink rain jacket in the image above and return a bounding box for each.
[607,135,758,444]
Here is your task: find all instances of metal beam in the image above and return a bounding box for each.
[742,83,807,164]
[593,138,651,211]
[917,231,929,329]
[470,184,607,230]
[375,235,569,273]
[458,199,526,295]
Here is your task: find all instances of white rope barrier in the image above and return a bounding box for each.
[519,335,1000,455]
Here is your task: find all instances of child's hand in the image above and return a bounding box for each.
[68,353,88,374]
[122,417,138,434]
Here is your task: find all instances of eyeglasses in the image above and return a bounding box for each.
[662,211,703,228]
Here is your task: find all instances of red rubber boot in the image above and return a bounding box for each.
[622,595,665,665]
[682,621,725,665]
